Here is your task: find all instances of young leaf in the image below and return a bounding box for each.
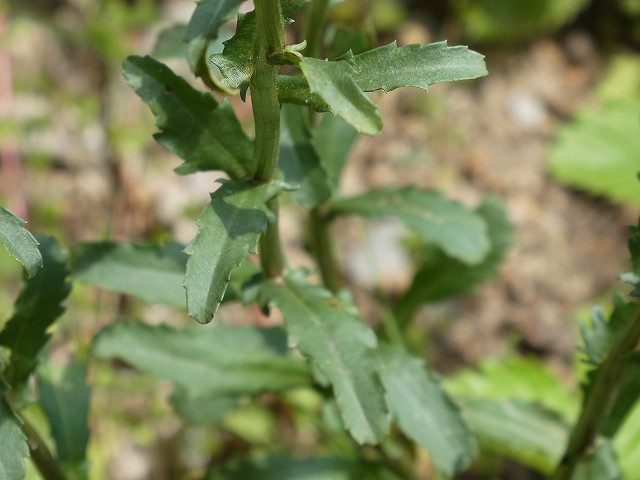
[0,207,42,279]
[184,179,281,323]
[377,345,477,477]
[261,274,390,444]
[278,104,332,208]
[298,57,382,135]
[396,197,512,322]
[601,353,640,437]
[184,0,244,42]
[0,384,28,480]
[123,55,253,178]
[92,320,310,398]
[37,360,91,468]
[329,187,490,265]
[0,237,71,391]
[348,41,488,92]
[72,242,188,309]
[209,0,308,90]
[460,398,566,474]
[580,298,637,366]
[314,113,358,192]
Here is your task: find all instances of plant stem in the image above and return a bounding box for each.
[21,417,67,480]
[552,303,640,480]
[303,0,330,58]
[252,0,286,278]
[309,209,343,292]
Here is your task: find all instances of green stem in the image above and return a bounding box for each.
[552,303,640,480]
[21,417,67,480]
[303,0,330,58]
[252,0,286,278]
[309,209,343,292]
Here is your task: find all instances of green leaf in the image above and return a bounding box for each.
[299,57,382,135]
[152,24,188,59]
[445,354,579,422]
[277,75,330,112]
[314,113,358,192]
[37,360,91,468]
[580,298,637,366]
[92,320,310,398]
[123,55,253,178]
[601,353,640,436]
[71,242,187,309]
[461,398,567,474]
[329,187,490,264]
[453,0,590,42]
[184,179,281,324]
[261,274,390,444]
[0,207,43,279]
[377,345,477,477]
[278,105,332,207]
[396,197,512,322]
[205,455,399,480]
[573,441,622,480]
[209,0,308,90]
[0,237,70,391]
[170,387,240,426]
[348,41,487,92]
[0,385,28,480]
[184,0,244,42]
[548,102,640,206]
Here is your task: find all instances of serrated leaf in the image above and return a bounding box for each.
[396,197,512,322]
[377,345,477,477]
[261,274,389,444]
[314,113,358,192]
[0,237,70,391]
[0,385,28,480]
[349,41,487,92]
[184,0,244,42]
[72,241,260,309]
[37,360,90,468]
[72,242,188,309]
[580,297,636,365]
[0,207,42,279]
[329,187,490,264]
[461,398,566,474]
[184,179,281,323]
[299,57,382,135]
[278,105,332,207]
[548,102,640,206]
[209,0,308,90]
[93,320,310,398]
[205,455,399,480]
[123,55,253,178]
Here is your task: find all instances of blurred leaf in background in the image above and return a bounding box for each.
[452,0,590,42]
[548,55,640,206]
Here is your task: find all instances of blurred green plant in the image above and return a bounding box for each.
[548,54,640,206]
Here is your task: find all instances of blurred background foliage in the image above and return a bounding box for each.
[1,0,640,479]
